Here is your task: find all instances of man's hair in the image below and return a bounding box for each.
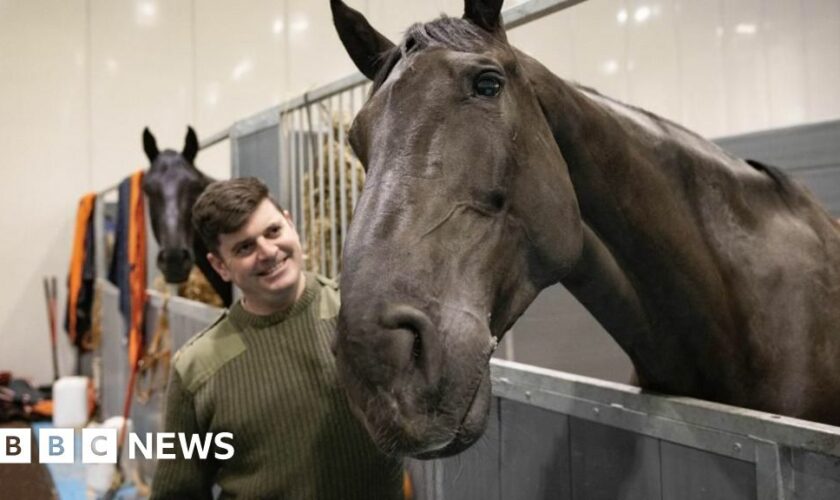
[192,177,283,254]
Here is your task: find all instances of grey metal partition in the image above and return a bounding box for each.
[231,123,281,202]
[98,278,222,482]
[714,120,840,215]
[417,360,840,500]
[99,280,129,420]
[98,279,222,419]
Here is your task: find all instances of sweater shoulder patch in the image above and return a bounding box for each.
[173,311,246,393]
[316,275,341,319]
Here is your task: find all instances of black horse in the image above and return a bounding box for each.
[142,127,232,306]
[330,0,840,459]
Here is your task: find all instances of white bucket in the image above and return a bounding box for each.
[86,417,133,495]
[52,376,89,428]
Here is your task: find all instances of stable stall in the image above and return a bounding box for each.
[89,0,840,498]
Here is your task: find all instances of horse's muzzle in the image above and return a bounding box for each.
[379,303,443,386]
[157,248,193,283]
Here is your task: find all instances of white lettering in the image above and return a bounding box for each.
[156,432,176,459]
[178,433,214,460]
[128,433,153,459]
[214,432,234,460]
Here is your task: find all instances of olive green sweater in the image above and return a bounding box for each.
[150,272,403,499]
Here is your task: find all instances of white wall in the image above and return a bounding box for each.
[2,0,839,385]
[507,0,840,138]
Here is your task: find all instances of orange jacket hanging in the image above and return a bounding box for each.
[66,193,96,346]
[127,171,147,369]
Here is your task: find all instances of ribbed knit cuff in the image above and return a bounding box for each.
[228,272,318,329]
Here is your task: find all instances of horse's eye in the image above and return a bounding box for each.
[474,72,503,97]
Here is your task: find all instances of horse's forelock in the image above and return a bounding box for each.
[403,16,490,54]
[370,16,500,94]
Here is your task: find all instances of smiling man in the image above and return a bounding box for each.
[150,177,404,499]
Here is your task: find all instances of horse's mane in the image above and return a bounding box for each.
[371,15,796,197]
[571,83,797,195]
[744,159,796,192]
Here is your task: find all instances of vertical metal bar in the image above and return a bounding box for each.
[504,329,516,361]
[434,459,445,499]
[754,439,793,500]
[328,96,338,277]
[317,105,327,275]
[230,129,240,178]
[305,110,316,272]
[301,104,315,260]
[295,109,306,232]
[299,109,308,256]
[338,91,348,257]
[277,111,289,214]
[289,112,298,228]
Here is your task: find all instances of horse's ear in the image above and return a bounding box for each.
[143,127,159,163]
[463,0,504,31]
[183,126,199,164]
[331,0,395,80]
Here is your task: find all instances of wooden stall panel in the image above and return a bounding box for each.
[660,441,755,500]
[437,397,501,500]
[791,449,840,500]
[569,417,662,500]
[500,399,572,500]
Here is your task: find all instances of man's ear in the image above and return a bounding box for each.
[207,252,232,282]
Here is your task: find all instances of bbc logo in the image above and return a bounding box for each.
[0,428,118,464]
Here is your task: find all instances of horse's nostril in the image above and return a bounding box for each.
[380,304,442,386]
[412,334,422,361]
[159,248,193,265]
[157,248,195,284]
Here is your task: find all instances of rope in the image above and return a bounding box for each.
[104,289,170,498]
[135,290,172,404]
[81,280,103,352]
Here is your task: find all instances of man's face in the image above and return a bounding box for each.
[208,198,305,311]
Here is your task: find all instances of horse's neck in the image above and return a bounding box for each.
[521,52,756,396]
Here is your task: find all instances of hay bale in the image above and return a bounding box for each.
[301,116,365,277]
[152,267,223,308]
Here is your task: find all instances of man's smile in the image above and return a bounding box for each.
[256,255,289,278]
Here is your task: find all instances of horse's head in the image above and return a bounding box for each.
[142,126,210,284]
[331,0,583,457]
